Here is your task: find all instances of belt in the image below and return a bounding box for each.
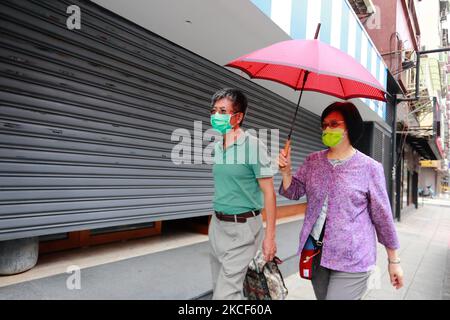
[214,210,261,223]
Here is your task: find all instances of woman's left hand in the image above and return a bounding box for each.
[388,263,404,289]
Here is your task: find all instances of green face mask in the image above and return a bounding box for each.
[210,113,236,134]
[322,128,345,147]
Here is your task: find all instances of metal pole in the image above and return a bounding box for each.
[390,93,399,220]
[420,47,450,54]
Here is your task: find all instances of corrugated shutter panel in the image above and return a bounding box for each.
[385,100,394,129]
[0,0,323,240]
[373,126,384,163]
[383,128,392,185]
[372,123,392,186]
[357,122,392,187]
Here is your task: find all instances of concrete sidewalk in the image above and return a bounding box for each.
[0,216,302,299]
[0,201,448,300]
[285,200,450,300]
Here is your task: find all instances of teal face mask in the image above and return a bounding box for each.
[322,128,345,147]
[210,113,236,134]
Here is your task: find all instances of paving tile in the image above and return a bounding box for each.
[404,289,442,300]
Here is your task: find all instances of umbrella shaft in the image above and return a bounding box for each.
[283,71,309,157]
[287,71,309,139]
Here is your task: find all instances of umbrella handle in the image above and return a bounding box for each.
[279,139,291,168]
[283,139,291,155]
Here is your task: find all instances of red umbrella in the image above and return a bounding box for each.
[226,24,386,153]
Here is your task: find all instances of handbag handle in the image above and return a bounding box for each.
[252,254,284,273]
[252,258,260,273]
[273,256,283,265]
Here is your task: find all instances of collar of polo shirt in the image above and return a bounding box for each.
[234,129,247,145]
[218,129,247,151]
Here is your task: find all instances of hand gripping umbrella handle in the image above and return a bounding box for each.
[279,138,291,169]
[283,139,291,156]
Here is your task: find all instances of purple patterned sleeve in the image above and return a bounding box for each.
[278,157,308,200]
[368,162,400,249]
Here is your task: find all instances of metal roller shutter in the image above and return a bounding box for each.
[374,123,393,186]
[0,0,323,241]
[357,122,392,184]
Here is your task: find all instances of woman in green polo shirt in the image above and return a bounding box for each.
[208,88,277,300]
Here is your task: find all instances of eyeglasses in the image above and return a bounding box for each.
[210,109,228,115]
[321,120,345,130]
[210,109,238,116]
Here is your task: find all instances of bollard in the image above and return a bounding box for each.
[0,237,39,275]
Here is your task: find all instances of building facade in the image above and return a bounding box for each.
[358,0,450,219]
[0,0,405,273]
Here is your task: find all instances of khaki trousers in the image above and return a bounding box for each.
[208,213,264,300]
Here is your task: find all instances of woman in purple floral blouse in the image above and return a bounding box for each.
[278,102,404,300]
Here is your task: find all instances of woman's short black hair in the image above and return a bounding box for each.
[210,88,248,126]
[321,102,364,146]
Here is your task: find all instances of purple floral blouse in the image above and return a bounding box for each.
[279,149,400,272]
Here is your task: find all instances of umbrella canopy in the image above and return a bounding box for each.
[226,39,386,102]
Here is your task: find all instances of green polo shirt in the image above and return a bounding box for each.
[212,129,274,215]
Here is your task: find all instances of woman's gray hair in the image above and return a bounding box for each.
[210,88,248,126]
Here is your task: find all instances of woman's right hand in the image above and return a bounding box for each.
[278,146,292,175]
